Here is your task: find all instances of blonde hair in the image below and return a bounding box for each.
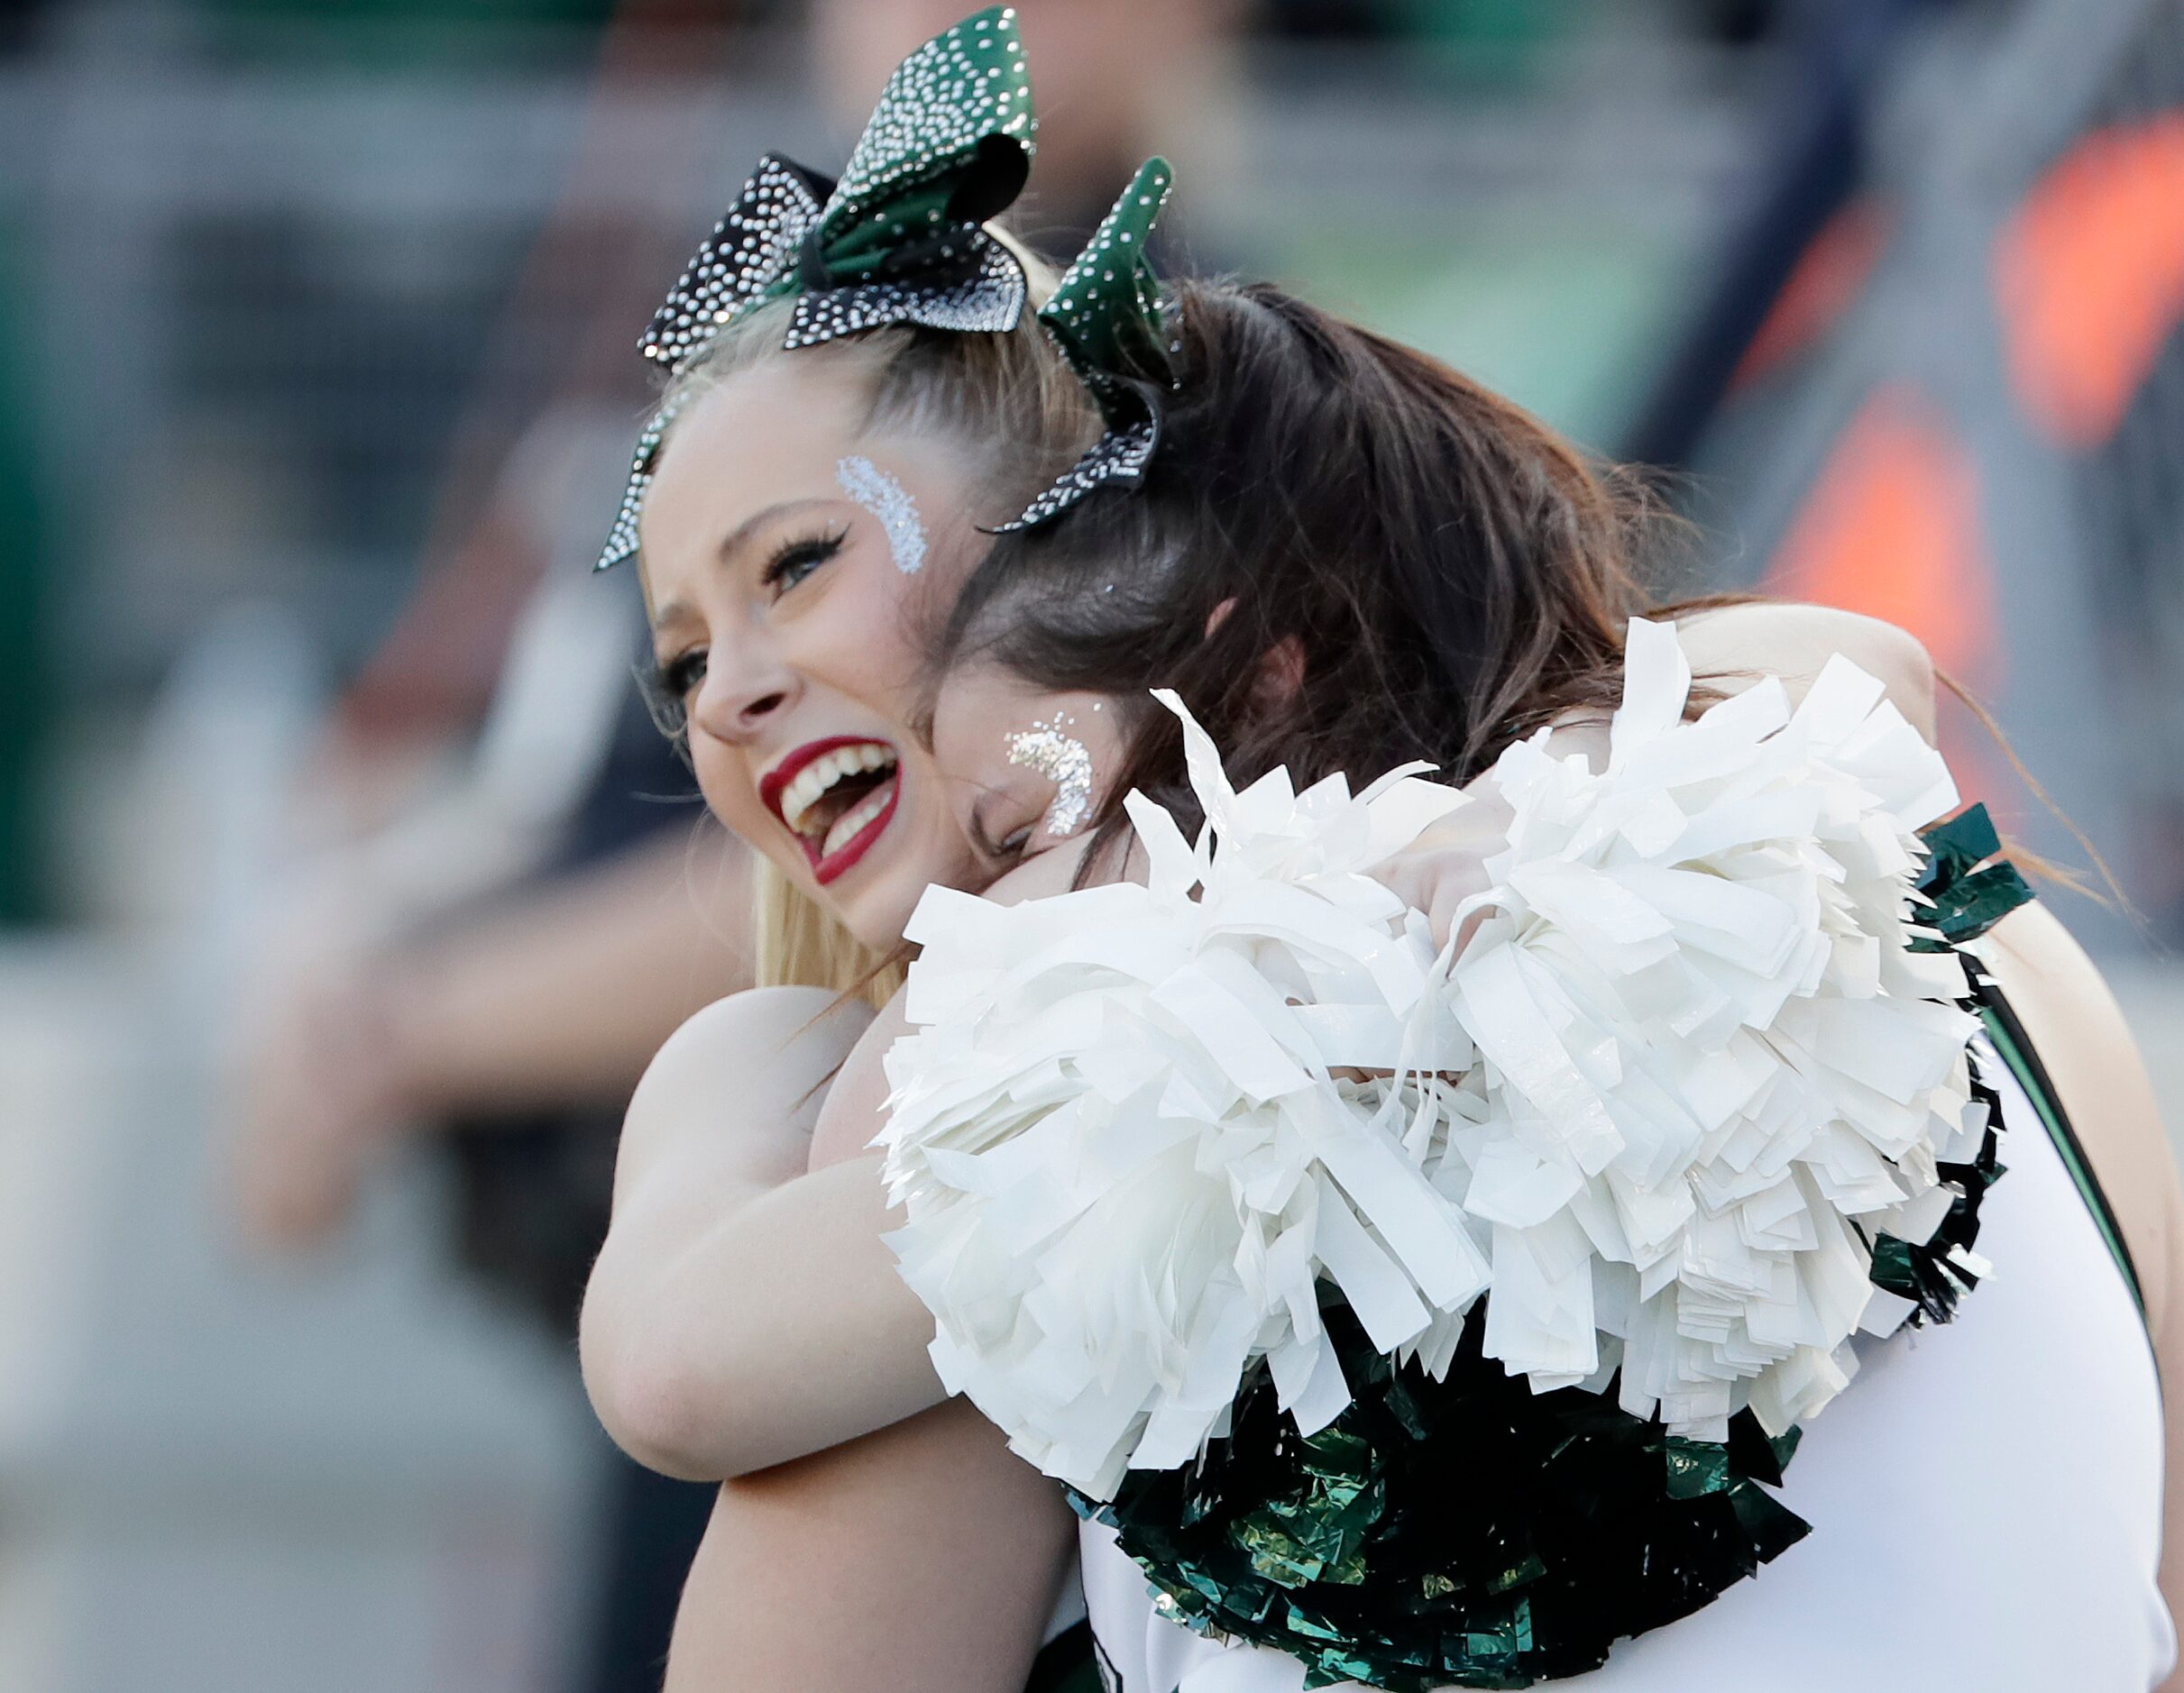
[654,236,1095,1002]
[751,856,906,1006]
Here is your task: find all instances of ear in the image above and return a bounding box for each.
[1252,635,1307,714]
[1206,599,1303,713]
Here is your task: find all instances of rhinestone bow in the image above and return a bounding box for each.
[996,156,1180,533]
[599,5,1036,571]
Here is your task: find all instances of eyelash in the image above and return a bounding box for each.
[657,649,707,700]
[763,526,849,593]
[640,653,700,745]
[972,810,1033,863]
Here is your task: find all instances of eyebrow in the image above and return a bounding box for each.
[646,496,838,633]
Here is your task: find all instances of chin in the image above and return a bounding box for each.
[738,747,979,959]
[829,872,927,956]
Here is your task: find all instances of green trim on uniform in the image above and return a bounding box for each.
[1023,1619,1104,1693]
[1978,987,2146,1323]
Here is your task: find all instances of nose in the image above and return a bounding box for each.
[689,624,799,743]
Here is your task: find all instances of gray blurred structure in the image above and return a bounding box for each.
[1694,0,2184,951]
[0,609,602,1692]
[11,17,804,698]
[2,1,2180,1688]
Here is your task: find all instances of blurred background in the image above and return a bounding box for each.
[1,0,2180,1687]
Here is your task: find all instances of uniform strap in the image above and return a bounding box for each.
[1023,1619,1104,1693]
[1976,982,2147,1325]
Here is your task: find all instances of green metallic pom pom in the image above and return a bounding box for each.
[1077,1299,1813,1690]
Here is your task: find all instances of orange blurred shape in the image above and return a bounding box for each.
[1764,384,2005,803]
[1995,112,2184,449]
[1733,198,1892,393]
[1765,383,1996,681]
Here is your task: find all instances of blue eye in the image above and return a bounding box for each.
[764,528,848,593]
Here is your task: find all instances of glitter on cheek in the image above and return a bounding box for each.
[1005,713,1095,837]
[836,454,928,574]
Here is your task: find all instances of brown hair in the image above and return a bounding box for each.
[937,279,1679,854]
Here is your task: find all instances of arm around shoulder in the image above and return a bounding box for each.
[581,984,871,1478]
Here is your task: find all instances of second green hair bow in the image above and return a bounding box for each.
[1000,157,1181,531]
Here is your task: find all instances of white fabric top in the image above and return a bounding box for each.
[1080,1048,2173,1693]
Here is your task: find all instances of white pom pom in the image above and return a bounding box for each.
[879,695,1482,1500]
[881,623,1979,1497]
[1445,618,1972,1438]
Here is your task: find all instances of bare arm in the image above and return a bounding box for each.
[586,975,1078,1692]
[649,858,1097,1689]
[578,983,912,1478]
[664,1399,1075,1693]
[1675,600,1938,742]
[581,842,1111,1479]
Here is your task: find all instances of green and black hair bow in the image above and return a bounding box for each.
[998,155,1181,532]
[598,5,1036,571]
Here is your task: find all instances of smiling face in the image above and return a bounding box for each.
[639,353,992,950]
[928,664,1131,866]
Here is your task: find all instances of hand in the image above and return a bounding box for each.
[1368,771,1515,953]
[228,941,423,1252]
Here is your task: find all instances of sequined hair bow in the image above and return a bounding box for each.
[998,156,1181,532]
[596,5,1036,571]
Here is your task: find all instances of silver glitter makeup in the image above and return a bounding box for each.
[837,454,927,574]
[1006,713,1094,837]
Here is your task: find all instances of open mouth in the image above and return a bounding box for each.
[759,737,903,886]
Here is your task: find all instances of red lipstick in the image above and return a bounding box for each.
[811,778,900,885]
[757,735,903,886]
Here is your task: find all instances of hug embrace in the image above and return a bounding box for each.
[578,11,2180,1691]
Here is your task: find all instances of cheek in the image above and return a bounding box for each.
[789,560,935,697]
[883,746,976,865]
[891,780,985,901]
[689,741,777,856]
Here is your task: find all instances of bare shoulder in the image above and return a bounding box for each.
[809,986,913,1170]
[1978,901,2180,1336]
[637,985,864,1094]
[622,986,875,1170]
[1675,601,1937,742]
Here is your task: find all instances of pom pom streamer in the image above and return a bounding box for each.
[881,688,1480,1500]
[880,619,2017,1684]
[1436,617,1978,1441]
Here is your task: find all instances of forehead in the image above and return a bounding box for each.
[930,660,1039,747]
[642,356,872,557]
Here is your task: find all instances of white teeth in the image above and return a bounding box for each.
[820,780,895,859]
[777,743,896,836]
